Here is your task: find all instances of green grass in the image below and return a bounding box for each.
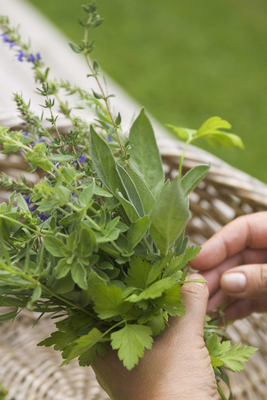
[26,0,267,182]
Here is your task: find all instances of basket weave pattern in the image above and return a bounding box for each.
[0,121,267,399]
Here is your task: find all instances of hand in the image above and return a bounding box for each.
[92,274,219,400]
[190,212,267,322]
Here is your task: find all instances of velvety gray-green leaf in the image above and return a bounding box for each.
[128,109,164,198]
[181,165,210,196]
[150,178,190,255]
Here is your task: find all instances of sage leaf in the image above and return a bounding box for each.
[116,190,140,223]
[181,164,210,196]
[116,164,144,217]
[128,109,164,198]
[150,178,190,255]
[127,216,150,251]
[90,126,126,197]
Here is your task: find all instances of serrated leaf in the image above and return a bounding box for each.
[164,246,201,277]
[125,256,151,289]
[181,165,210,196]
[127,277,175,302]
[44,236,64,257]
[128,109,164,198]
[150,178,190,255]
[78,342,108,366]
[154,285,185,316]
[166,124,193,141]
[111,324,153,370]
[194,117,244,149]
[93,285,131,319]
[146,311,166,336]
[62,328,105,365]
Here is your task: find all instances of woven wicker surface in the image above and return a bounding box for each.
[0,117,267,399]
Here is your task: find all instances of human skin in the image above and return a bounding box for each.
[191,212,267,322]
[92,274,219,400]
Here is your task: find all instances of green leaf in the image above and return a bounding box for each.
[93,285,131,319]
[71,262,88,290]
[51,272,75,294]
[76,229,93,257]
[90,126,126,197]
[69,42,82,53]
[44,236,64,257]
[55,186,71,206]
[0,307,18,322]
[79,180,95,208]
[206,334,257,372]
[78,342,108,367]
[54,258,71,279]
[128,109,164,198]
[125,256,151,289]
[127,277,175,302]
[194,117,244,149]
[154,285,185,316]
[111,324,153,370]
[62,328,105,365]
[94,186,113,197]
[116,164,144,217]
[116,190,140,222]
[7,191,16,213]
[17,193,29,212]
[166,124,193,141]
[164,246,201,277]
[150,178,190,255]
[181,165,210,196]
[49,154,74,162]
[146,311,166,336]
[59,212,83,225]
[126,167,156,215]
[127,216,150,251]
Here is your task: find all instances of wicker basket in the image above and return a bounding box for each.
[0,116,267,400]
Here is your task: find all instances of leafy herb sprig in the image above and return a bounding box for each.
[0,4,256,399]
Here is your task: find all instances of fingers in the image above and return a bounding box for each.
[190,212,267,271]
[221,264,267,299]
[223,298,267,321]
[178,273,209,337]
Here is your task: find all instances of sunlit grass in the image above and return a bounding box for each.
[26,0,267,181]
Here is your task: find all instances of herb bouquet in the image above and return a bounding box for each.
[0,4,257,399]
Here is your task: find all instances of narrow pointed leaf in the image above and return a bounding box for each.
[181,165,210,196]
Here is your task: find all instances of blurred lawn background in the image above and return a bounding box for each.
[26,0,267,182]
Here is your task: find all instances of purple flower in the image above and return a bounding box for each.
[1,33,8,42]
[23,196,31,205]
[74,153,86,163]
[16,50,25,62]
[107,136,112,142]
[24,131,30,136]
[21,121,26,126]
[36,52,42,60]
[38,213,49,222]
[33,137,45,146]
[72,192,78,198]
[27,53,35,63]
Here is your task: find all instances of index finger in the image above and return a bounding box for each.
[190,212,267,271]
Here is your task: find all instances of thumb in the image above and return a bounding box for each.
[179,273,209,337]
[221,264,267,299]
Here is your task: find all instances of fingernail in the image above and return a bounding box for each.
[222,272,247,293]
